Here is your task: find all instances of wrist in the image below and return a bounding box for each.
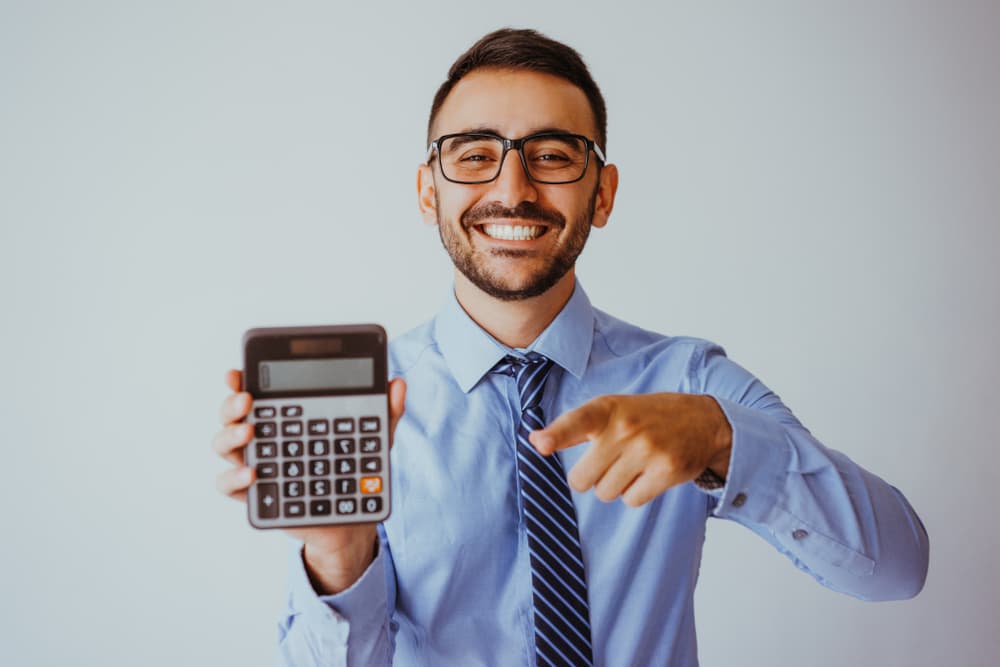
[705,395,733,479]
[302,527,379,595]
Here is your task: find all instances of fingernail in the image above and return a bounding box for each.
[239,467,253,483]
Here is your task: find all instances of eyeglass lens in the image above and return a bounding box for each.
[438,135,588,183]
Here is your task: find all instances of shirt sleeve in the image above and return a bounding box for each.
[691,342,929,601]
[277,526,397,666]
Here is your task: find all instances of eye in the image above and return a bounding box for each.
[459,152,495,163]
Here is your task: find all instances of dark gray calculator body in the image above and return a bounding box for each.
[243,324,391,529]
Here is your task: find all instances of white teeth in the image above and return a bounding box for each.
[481,224,544,241]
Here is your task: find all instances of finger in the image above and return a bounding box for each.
[387,377,406,449]
[565,431,625,493]
[216,465,254,498]
[213,423,253,461]
[220,391,252,425]
[620,470,673,507]
[225,369,243,393]
[529,396,614,455]
[591,451,645,503]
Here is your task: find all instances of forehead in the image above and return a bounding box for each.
[433,68,597,139]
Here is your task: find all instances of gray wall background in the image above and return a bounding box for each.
[2,1,997,665]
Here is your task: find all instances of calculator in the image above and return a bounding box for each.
[243,324,391,529]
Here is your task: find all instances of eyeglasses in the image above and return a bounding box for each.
[426,131,606,185]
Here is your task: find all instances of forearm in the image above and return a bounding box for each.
[278,532,397,666]
[711,397,929,601]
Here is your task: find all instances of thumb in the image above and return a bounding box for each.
[388,377,407,449]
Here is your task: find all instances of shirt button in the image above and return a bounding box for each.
[792,529,809,540]
[732,492,747,507]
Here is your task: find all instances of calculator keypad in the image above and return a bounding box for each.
[247,395,390,527]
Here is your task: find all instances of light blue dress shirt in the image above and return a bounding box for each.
[277,282,928,666]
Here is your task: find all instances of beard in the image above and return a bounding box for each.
[436,186,598,302]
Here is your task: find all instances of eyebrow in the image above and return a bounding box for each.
[454,126,579,138]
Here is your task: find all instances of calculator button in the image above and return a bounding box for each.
[255,406,277,419]
[254,422,277,438]
[310,479,331,496]
[336,478,357,495]
[282,405,303,417]
[308,419,329,435]
[360,476,382,494]
[362,497,383,514]
[309,439,330,456]
[283,461,304,478]
[360,437,381,453]
[310,459,331,476]
[283,481,304,498]
[334,418,355,434]
[282,421,303,436]
[334,437,356,455]
[360,416,381,433]
[257,483,279,519]
[335,458,357,475]
[285,501,305,518]
[283,441,303,457]
[256,462,279,479]
[256,442,277,458]
[360,457,382,473]
[336,499,358,515]
[310,500,332,516]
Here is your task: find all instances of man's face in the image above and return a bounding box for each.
[418,68,616,301]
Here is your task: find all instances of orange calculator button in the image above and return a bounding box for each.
[360,476,382,494]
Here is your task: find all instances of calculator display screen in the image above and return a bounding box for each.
[259,358,373,392]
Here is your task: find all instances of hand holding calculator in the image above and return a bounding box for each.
[242,324,393,528]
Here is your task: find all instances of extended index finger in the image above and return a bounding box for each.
[529,396,613,455]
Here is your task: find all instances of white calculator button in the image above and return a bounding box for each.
[282,406,303,417]
[254,406,277,419]
[360,417,381,433]
[334,418,355,434]
[282,421,303,436]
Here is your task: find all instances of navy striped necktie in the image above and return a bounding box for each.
[493,353,594,667]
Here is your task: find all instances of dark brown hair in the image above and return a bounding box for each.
[427,28,608,153]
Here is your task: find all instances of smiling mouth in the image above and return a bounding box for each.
[476,223,550,241]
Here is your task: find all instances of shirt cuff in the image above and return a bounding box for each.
[699,396,791,524]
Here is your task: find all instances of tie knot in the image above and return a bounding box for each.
[493,353,554,412]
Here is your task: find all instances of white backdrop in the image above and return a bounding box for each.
[2,1,998,665]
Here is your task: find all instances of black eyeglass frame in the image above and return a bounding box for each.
[425,131,607,185]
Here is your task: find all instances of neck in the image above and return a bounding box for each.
[453,270,576,349]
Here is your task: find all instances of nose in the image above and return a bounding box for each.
[487,147,538,207]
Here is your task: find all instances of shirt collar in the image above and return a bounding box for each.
[434,280,595,393]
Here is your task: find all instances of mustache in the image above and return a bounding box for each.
[461,201,565,229]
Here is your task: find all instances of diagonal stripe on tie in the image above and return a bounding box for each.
[492,353,594,667]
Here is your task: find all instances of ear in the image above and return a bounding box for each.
[590,163,619,229]
[417,163,439,226]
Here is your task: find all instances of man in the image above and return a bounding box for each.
[214,28,928,666]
